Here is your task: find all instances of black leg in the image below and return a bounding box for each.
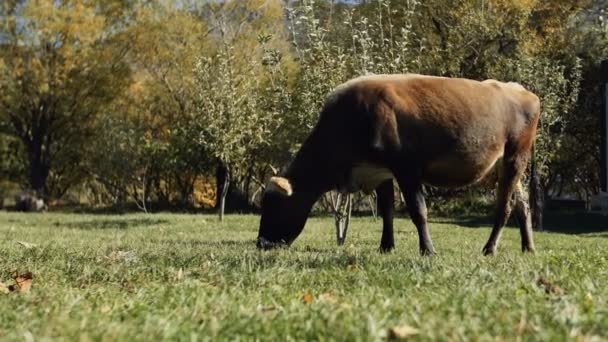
[376,180,395,252]
[482,155,528,255]
[394,175,435,256]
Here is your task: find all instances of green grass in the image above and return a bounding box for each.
[0,211,607,341]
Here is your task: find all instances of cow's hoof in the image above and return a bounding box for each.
[522,246,536,254]
[482,245,495,256]
[378,245,394,253]
[256,237,287,250]
[420,249,435,256]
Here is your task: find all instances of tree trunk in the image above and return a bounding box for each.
[216,164,230,221]
[530,155,544,231]
[215,164,228,209]
[244,164,253,206]
[333,193,352,246]
[219,173,230,222]
[27,141,49,197]
[369,192,378,220]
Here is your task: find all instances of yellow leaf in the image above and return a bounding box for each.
[302,293,313,304]
[388,324,419,340]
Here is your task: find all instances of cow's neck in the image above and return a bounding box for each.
[285,134,342,195]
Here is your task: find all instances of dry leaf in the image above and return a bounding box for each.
[10,272,33,293]
[100,305,112,314]
[346,264,358,272]
[537,277,564,295]
[0,272,34,294]
[319,292,336,303]
[16,241,37,249]
[302,293,313,304]
[388,324,419,340]
[175,268,184,281]
[256,305,278,312]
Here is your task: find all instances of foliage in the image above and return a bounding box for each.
[1,0,606,211]
[0,0,132,197]
[88,1,214,209]
[193,0,294,216]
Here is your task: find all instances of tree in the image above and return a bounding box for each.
[0,0,132,198]
[194,0,293,220]
[120,1,213,207]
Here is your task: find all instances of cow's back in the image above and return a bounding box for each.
[324,74,540,188]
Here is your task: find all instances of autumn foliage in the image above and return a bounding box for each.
[1,0,606,213]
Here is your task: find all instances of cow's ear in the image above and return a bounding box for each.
[266,176,293,197]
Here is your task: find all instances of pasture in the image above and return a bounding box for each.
[0,211,607,340]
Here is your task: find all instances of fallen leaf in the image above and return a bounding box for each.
[388,324,419,340]
[0,282,9,294]
[175,268,184,281]
[100,305,112,314]
[16,241,37,249]
[537,277,564,295]
[256,305,278,312]
[319,292,336,303]
[346,264,358,272]
[23,331,34,342]
[302,293,314,304]
[8,272,33,293]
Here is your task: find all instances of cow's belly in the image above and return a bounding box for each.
[341,163,394,193]
[422,148,504,188]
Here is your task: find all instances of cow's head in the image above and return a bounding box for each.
[257,176,316,249]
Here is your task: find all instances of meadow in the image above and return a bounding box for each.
[0,211,607,341]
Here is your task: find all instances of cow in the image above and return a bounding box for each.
[257,74,539,256]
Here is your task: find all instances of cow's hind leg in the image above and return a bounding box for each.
[482,152,529,256]
[395,175,435,256]
[513,181,536,253]
[376,179,395,252]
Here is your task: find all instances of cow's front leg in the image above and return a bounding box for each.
[376,179,395,252]
[397,177,435,256]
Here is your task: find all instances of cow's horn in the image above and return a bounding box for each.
[266,176,293,196]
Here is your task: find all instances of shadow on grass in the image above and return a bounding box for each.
[430,210,608,236]
[63,218,169,230]
[147,238,254,248]
[58,202,260,215]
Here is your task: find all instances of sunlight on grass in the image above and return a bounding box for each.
[0,212,606,340]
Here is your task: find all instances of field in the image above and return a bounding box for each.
[0,211,607,341]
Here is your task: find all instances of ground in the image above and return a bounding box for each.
[0,211,606,340]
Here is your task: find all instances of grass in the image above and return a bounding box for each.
[0,211,607,341]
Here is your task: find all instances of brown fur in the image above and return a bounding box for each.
[259,74,539,255]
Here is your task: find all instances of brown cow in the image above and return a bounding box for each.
[257,74,539,255]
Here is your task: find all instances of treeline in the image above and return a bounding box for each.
[1,0,607,215]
